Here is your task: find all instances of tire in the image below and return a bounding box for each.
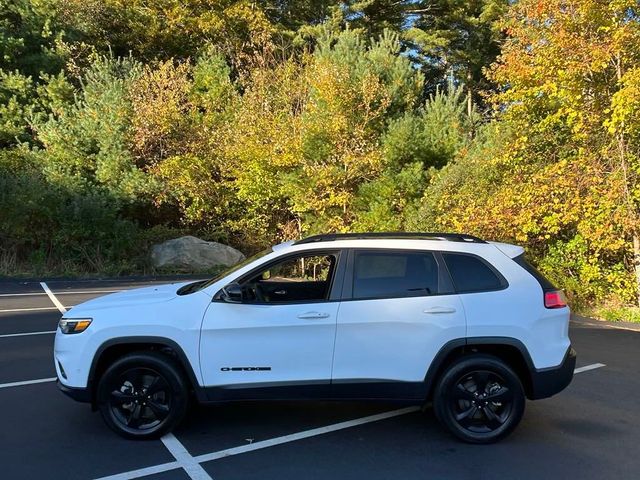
[96,351,189,439]
[433,354,525,444]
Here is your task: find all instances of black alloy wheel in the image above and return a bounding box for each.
[433,354,525,443]
[108,367,172,432]
[449,370,513,433]
[97,352,189,439]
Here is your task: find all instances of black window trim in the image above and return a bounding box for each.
[513,253,555,291]
[440,251,509,294]
[213,249,346,305]
[341,248,455,302]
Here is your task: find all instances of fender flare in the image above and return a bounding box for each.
[88,336,206,402]
[423,336,536,398]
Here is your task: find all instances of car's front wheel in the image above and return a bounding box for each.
[96,352,189,439]
[433,354,525,444]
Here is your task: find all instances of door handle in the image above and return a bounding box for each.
[297,312,331,319]
[274,290,287,295]
[423,306,457,314]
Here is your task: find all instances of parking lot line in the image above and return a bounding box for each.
[574,363,606,373]
[0,330,55,338]
[95,406,421,480]
[94,461,181,480]
[90,363,610,480]
[194,406,422,464]
[40,282,67,314]
[0,377,56,389]
[161,433,213,480]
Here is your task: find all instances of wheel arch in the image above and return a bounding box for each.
[425,337,535,400]
[88,336,206,406]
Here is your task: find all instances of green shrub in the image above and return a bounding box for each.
[593,307,640,324]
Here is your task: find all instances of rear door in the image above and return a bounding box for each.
[332,249,466,397]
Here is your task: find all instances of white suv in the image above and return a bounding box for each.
[54,233,575,443]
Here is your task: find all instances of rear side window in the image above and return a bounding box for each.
[442,253,504,293]
[513,254,555,290]
[353,251,439,299]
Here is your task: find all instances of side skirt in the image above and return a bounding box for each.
[201,380,427,403]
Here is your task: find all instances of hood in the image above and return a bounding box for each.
[64,282,189,316]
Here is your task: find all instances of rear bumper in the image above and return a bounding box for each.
[529,346,576,399]
[57,380,91,403]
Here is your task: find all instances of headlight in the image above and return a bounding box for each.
[59,318,92,334]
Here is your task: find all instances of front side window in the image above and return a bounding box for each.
[442,253,504,293]
[242,253,337,303]
[352,251,439,300]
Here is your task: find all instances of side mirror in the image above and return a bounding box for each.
[221,283,243,303]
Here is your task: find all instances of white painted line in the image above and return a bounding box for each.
[0,289,120,297]
[161,433,213,480]
[94,461,181,480]
[0,330,55,338]
[95,406,420,480]
[0,377,56,389]
[0,306,66,313]
[194,406,420,463]
[91,364,609,480]
[40,282,67,314]
[574,363,606,374]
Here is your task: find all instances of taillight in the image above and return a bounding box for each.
[544,290,567,309]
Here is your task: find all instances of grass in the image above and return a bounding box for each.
[591,306,640,324]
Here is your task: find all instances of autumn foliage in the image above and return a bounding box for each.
[1,0,640,313]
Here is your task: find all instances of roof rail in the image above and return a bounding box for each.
[294,232,487,245]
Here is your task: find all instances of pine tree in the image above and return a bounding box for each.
[405,0,508,114]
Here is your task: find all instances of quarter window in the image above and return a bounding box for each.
[442,253,503,293]
[352,251,439,299]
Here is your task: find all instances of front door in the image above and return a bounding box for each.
[200,250,343,399]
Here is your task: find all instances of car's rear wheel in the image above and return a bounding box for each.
[433,354,525,444]
[97,352,189,439]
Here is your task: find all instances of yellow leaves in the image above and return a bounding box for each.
[129,60,192,165]
[608,67,640,136]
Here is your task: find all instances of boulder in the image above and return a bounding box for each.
[150,236,245,272]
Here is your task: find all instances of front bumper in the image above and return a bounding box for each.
[529,346,577,399]
[57,380,91,403]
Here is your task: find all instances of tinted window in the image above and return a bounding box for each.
[442,253,503,293]
[353,251,439,299]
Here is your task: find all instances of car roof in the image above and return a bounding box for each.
[272,233,523,258]
[294,232,486,244]
[273,238,524,258]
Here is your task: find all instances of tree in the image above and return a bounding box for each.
[405,0,508,115]
[0,0,67,76]
[491,0,640,305]
[413,0,640,307]
[340,0,409,37]
[287,29,423,233]
[58,0,276,64]
[354,86,478,231]
[35,56,153,199]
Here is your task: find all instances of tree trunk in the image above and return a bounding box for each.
[614,53,640,305]
[634,235,640,307]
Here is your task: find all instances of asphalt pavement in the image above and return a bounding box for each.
[0,277,637,479]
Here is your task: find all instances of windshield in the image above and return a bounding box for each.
[178,248,273,295]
